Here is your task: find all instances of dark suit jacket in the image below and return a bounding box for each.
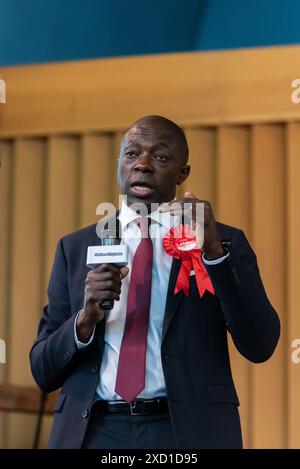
[30,217,280,449]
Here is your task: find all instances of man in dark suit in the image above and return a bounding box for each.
[30,115,280,449]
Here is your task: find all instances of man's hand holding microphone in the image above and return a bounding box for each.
[76,264,129,342]
[76,229,129,343]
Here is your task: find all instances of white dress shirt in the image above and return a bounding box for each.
[74,201,229,401]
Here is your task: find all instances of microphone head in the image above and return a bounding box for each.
[97,218,122,246]
[99,229,121,246]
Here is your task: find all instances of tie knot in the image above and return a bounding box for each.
[136,217,150,238]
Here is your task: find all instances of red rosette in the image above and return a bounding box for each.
[163,224,215,298]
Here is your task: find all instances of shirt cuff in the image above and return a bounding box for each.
[74,310,95,349]
[202,251,230,265]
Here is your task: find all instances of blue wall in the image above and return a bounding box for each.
[196,0,300,50]
[0,0,299,66]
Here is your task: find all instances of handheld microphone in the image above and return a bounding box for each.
[86,227,128,311]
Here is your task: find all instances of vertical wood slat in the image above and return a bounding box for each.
[286,123,300,448]
[250,124,286,448]
[44,136,80,283]
[79,134,114,227]
[0,141,13,448]
[113,132,124,209]
[39,136,80,448]
[0,142,12,367]
[7,138,46,448]
[0,143,12,355]
[216,126,251,448]
[183,128,216,204]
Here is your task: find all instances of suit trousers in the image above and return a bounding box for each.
[82,407,176,449]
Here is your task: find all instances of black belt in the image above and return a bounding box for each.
[93,397,169,416]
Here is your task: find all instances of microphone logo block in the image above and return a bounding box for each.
[87,245,128,268]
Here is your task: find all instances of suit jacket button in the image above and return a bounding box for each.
[164,355,169,359]
[91,366,99,373]
[63,351,71,361]
[82,410,89,418]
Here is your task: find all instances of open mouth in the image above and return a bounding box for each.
[130,182,155,197]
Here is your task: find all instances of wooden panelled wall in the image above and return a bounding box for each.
[0,46,300,448]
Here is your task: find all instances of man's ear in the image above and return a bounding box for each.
[177,165,190,185]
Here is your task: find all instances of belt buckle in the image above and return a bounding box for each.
[130,401,140,416]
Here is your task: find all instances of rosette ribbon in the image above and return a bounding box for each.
[163,225,215,298]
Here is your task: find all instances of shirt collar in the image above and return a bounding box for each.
[118,199,178,231]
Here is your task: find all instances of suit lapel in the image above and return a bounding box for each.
[162,258,184,345]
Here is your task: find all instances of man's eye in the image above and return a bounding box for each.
[125,151,137,158]
[154,154,168,161]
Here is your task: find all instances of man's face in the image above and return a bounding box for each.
[118,121,189,206]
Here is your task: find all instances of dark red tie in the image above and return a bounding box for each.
[115,217,153,402]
